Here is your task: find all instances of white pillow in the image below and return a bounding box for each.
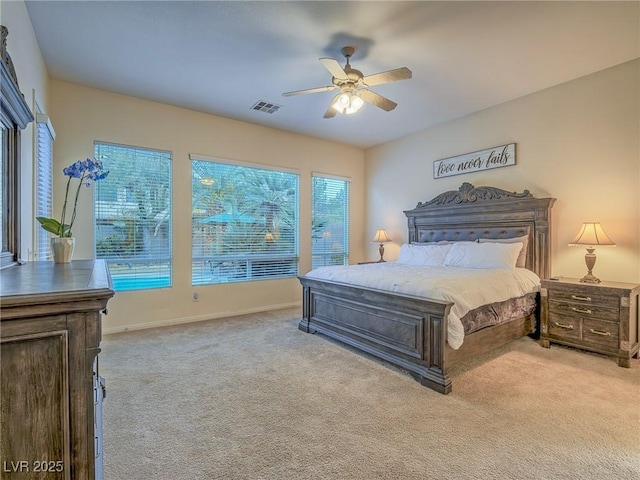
[444,241,522,270]
[397,243,451,267]
[478,235,529,268]
[396,244,415,264]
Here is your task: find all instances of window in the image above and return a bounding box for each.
[34,113,55,260]
[94,142,172,291]
[312,174,349,269]
[191,156,299,285]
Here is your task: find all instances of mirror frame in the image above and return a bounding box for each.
[1,25,34,268]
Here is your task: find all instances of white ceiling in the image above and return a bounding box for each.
[24,1,639,149]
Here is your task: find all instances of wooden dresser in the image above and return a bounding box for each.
[1,260,114,479]
[540,277,640,367]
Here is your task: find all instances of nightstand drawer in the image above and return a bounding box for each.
[583,319,618,349]
[548,313,581,341]
[548,290,619,309]
[548,299,618,322]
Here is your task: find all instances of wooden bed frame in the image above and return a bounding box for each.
[299,183,555,394]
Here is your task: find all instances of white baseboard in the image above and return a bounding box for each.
[103,302,302,335]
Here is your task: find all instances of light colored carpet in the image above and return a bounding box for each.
[101,308,640,479]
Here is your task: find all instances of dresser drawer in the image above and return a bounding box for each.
[548,299,619,322]
[583,319,619,350]
[547,313,581,341]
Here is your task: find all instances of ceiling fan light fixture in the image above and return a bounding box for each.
[331,92,350,113]
[346,93,364,114]
[332,91,364,115]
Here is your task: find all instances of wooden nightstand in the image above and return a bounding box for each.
[540,278,640,367]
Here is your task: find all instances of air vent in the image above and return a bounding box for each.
[251,101,282,114]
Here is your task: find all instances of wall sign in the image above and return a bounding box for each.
[433,143,516,179]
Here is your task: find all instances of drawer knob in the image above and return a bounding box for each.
[571,295,591,302]
[553,322,574,330]
[571,307,592,314]
[589,328,611,337]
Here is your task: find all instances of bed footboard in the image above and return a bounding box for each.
[299,276,454,394]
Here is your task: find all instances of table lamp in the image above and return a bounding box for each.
[568,222,615,283]
[372,229,391,262]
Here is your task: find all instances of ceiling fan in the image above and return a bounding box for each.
[282,46,412,118]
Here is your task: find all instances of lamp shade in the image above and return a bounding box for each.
[372,229,391,243]
[569,222,615,247]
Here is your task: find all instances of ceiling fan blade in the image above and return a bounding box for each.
[323,107,337,119]
[358,89,398,112]
[362,67,412,87]
[282,85,336,97]
[319,57,348,80]
[323,94,340,118]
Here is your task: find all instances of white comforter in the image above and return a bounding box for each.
[304,263,541,350]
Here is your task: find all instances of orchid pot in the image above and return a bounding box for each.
[51,237,76,263]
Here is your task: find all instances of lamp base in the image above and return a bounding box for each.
[579,273,601,284]
[580,249,600,283]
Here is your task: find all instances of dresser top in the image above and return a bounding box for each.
[1,260,114,307]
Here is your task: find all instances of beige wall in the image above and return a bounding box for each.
[365,59,640,284]
[1,0,50,261]
[50,80,365,332]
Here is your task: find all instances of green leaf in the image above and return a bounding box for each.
[36,217,62,235]
[36,217,72,237]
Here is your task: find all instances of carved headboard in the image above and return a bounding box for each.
[403,183,556,278]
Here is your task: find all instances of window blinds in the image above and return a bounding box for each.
[311,175,349,269]
[35,113,55,260]
[191,158,299,285]
[94,142,172,291]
